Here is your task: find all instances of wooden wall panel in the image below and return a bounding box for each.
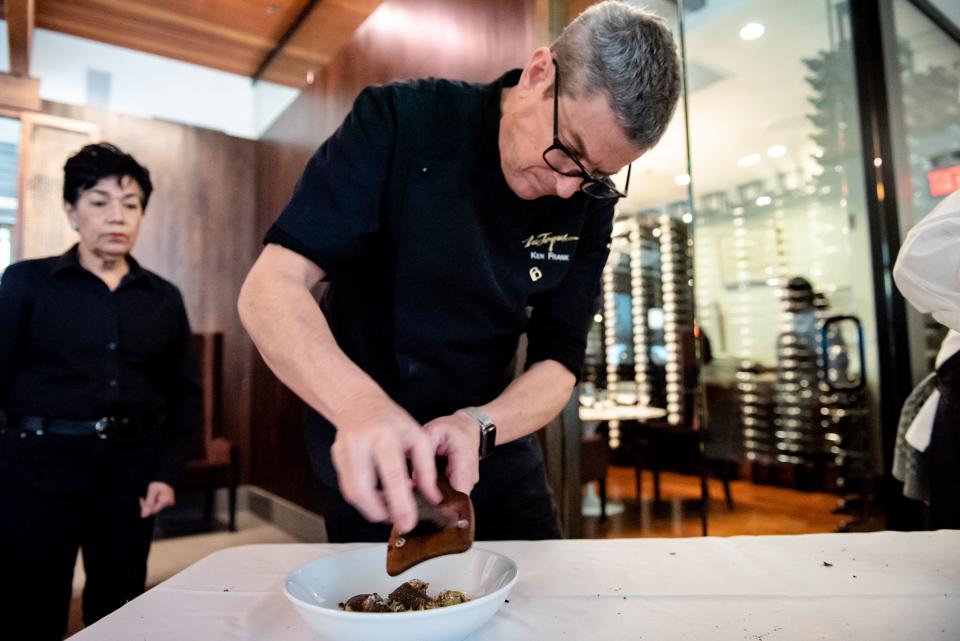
[16,114,97,261]
[253,0,538,509]
[42,101,259,482]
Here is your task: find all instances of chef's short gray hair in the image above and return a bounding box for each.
[551,1,681,151]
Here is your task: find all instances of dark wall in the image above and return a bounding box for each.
[253,0,538,508]
[43,101,259,480]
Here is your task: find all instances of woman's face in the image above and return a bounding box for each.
[65,175,144,259]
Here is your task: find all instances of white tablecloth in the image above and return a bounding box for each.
[72,531,960,640]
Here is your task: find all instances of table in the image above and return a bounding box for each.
[72,532,960,640]
[578,404,667,422]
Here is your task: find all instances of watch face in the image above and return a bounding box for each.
[479,423,496,459]
[463,407,496,459]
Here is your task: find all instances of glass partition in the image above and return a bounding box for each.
[680,0,881,497]
[571,0,956,534]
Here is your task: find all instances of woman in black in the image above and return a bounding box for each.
[0,143,200,640]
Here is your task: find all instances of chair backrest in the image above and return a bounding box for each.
[189,332,223,459]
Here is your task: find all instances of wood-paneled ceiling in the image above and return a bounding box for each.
[0,0,382,87]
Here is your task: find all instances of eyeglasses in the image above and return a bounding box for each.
[542,60,631,200]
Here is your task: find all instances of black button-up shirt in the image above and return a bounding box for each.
[265,70,614,492]
[0,245,200,483]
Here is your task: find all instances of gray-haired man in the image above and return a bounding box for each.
[239,1,681,542]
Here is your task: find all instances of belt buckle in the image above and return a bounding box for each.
[94,417,116,439]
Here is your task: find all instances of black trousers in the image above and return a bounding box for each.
[929,350,960,529]
[321,462,563,543]
[0,429,156,641]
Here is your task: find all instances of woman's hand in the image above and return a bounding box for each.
[140,481,176,518]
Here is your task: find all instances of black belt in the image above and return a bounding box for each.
[2,414,160,439]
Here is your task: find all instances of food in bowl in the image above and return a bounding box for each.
[284,546,517,641]
[339,579,470,613]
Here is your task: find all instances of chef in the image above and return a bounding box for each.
[238,1,681,542]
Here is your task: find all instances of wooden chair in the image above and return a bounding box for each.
[629,419,734,512]
[176,332,238,531]
[626,339,737,522]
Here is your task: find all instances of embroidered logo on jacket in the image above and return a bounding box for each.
[523,232,578,262]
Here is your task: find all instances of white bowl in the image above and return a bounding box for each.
[284,546,518,641]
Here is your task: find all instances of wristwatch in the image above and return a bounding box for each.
[462,406,496,459]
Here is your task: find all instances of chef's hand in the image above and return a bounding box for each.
[423,410,481,495]
[140,481,175,518]
[331,401,441,533]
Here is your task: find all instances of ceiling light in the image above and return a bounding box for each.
[767,145,786,158]
[738,153,761,167]
[674,173,691,186]
[681,212,693,224]
[740,22,765,40]
[756,195,772,206]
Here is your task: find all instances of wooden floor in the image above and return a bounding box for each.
[583,466,856,538]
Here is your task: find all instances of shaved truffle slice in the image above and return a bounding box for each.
[388,579,431,610]
[340,594,396,612]
[339,579,471,612]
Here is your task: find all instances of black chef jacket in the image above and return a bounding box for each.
[265,69,615,492]
[0,245,200,485]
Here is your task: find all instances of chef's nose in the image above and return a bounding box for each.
[555,174,581,199]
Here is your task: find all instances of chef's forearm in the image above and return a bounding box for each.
[478,359,576,446]
[238,247,397,427]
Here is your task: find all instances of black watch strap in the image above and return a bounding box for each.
[462,406,496,459]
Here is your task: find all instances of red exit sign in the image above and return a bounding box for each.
[928,165,960,197]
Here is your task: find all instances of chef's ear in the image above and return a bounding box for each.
[518,47,554,94]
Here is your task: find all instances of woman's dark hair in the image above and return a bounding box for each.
[63,142,153,209]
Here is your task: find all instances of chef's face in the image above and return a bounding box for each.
[499,48,641,201]
[65,175,144,259]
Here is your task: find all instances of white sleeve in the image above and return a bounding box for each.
[893,188,960,332]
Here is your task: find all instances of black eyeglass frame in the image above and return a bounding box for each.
[542,59,631,200]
